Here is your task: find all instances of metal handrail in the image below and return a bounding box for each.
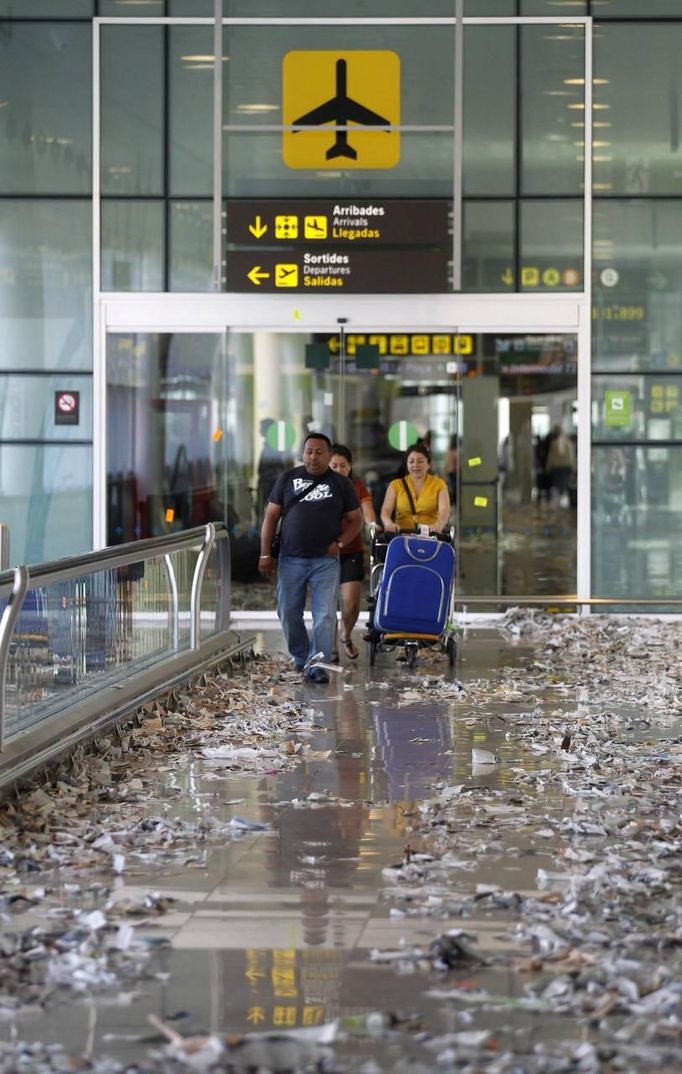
[0,525,228,593]
[0,525,241,769]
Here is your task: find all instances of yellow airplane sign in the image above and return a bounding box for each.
[282,50,400,169]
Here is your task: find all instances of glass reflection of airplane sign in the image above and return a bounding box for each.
[282,50,400,170]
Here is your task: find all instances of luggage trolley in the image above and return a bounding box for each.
[366,525,457,669]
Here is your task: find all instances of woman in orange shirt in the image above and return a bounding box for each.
[380,442,450,533]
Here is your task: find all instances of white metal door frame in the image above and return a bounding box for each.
[98,291,591,604]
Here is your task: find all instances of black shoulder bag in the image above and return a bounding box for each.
[400,477,419,530]
[271,474,323,559]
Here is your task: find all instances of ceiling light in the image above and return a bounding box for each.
[563,77,609,85]
[567,103,611,110]
[543,90,571,97]
[593,182,613,190]
[235,103,280,114]
[181,54,229,62]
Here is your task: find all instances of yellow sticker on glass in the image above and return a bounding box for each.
[468,456,482,467]
[474,497,488,508]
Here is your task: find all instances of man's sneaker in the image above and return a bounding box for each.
[305,667,329,684]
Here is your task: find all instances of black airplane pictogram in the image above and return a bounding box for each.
[292,58,390,161]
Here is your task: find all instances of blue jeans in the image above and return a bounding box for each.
[276,555,340,668]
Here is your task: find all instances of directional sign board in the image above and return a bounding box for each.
[226,199,450,247]
[225,249,449,294]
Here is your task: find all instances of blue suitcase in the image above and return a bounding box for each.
[374,534,455,637]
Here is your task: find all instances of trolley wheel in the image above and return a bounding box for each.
[446,635,457,667]
[369,639,377,666]
[406,643,418,669]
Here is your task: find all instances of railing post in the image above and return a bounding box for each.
[0,566,29,752]
[190,524,216,651]
[163,553,180,652]
[0,525,9,572]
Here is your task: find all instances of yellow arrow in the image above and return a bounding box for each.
[247,266,270,286]
[248,215,268,239]
[501,268,514,286]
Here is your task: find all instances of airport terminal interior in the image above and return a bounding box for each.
[2,3,682,1072]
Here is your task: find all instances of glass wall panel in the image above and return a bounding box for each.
[520,200,583,291]
[463,201,514,291]
[171,0,213,11]
[593,24,682,196]
[520,24,584,196]
[101,26,164,196]
[170,27,214,197]
[0,374,92,441]
[100,0,163,12]
[0,200,92,371]
[595,0,682,15]
[101,200,165,292]
[592,374,682,443]
[0,23,91,195]
[170,201,213,292]
[592,444,682,602]
[463,27,515,197]
[224,132,454,198]
[106,333,228,545]
[465,0,515,11]
[592,200,682,372]
[0,0,91,12]
[223,25,454,198]
[0,444,92,563]
[522,0,586,11]
[225,2,459,13]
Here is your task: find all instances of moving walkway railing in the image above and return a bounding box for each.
[0,523,250,785]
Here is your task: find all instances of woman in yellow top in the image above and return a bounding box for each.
[380,442,451,533]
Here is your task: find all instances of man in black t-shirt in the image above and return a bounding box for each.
[259,433,361,682]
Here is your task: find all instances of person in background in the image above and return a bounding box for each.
[329,445,376,661]
[445,433,459,504]
[545,423,575,508]
[380,442,451,533]
[259,434,361,683]
[256,418,293,518]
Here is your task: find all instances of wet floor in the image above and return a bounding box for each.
[2,620,682,1072]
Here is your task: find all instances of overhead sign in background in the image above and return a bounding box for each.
[322,333,474,357]
[282,50,400,169]
[224,249,449,293]
[226,199,450,247]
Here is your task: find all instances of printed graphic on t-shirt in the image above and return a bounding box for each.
[293,477,333,501]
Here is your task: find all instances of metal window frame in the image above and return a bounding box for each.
[93,13,593,605]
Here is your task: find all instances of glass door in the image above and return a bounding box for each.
[103,321,580,612]
[455,331,577,600]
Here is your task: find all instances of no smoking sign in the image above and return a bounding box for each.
[55,390,80,426]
